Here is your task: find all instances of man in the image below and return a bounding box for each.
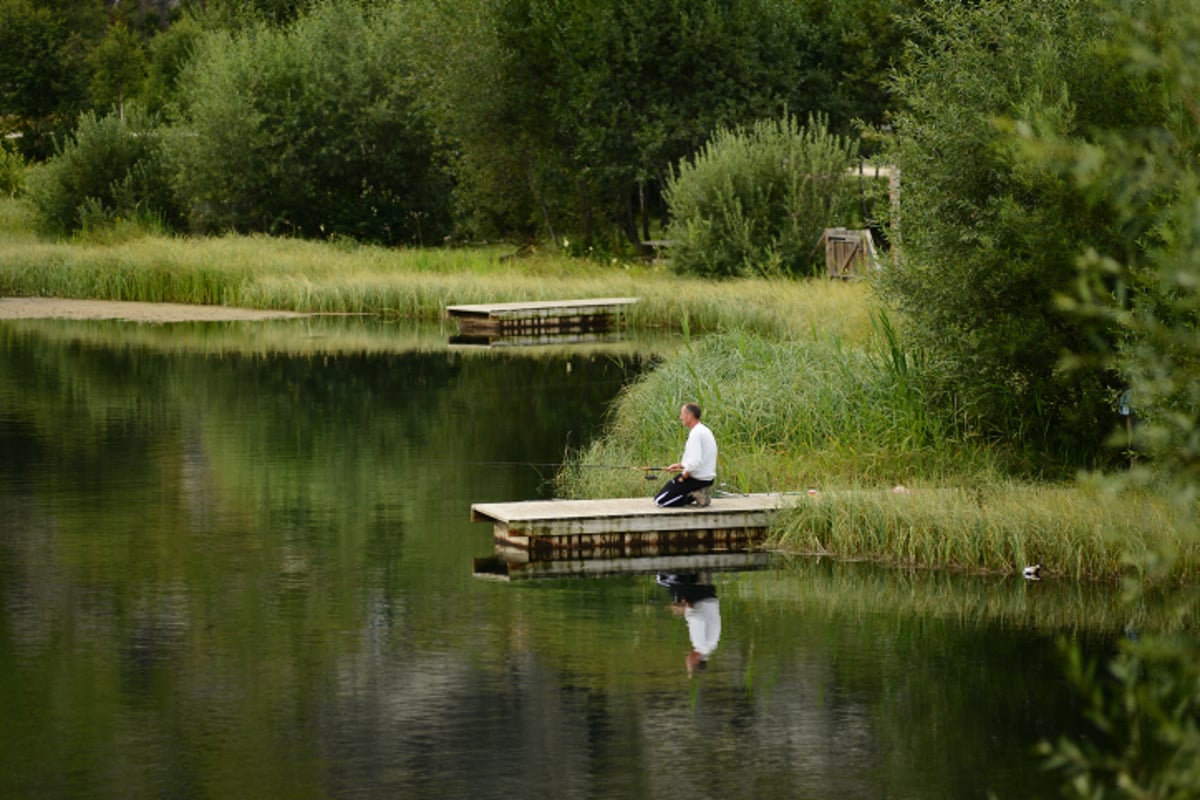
[653,402,717,507]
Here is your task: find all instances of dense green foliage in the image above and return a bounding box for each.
[665,114,859,277]
[26,108,179,235]
[2,0,913,245]
[880,0,1153,466]
[348,0,907,245]
[0,141,24,197]
[0,0,99,157]
[1022,1,1200,794]
[168,2,449,244]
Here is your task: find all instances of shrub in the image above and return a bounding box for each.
[664,113,859,278]
[26,108,180,235]
[0,139,25,197]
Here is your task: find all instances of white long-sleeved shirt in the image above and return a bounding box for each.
[680,422,718,481]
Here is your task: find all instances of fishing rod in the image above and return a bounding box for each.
[424,460,672,478]
[533,462,673,479]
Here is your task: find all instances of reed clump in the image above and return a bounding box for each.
[769,482,1193,582]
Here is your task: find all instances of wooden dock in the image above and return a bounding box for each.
[470,493,797,579]
[446,297,638,338]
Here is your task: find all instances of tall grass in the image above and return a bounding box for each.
[0,197,873,340]
[557,328,996,498]
[769,482,1195,582]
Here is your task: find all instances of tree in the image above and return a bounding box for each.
[88,21,148,119]
[413,0,910,247]
[0,0,88,157]
[169,1,451,244]
[880,0,1156,469]
[139,14,204,116]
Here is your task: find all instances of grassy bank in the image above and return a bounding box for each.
[556,331,1197,583]
[557,330,1000,495]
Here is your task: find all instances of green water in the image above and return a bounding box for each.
[0,317,1114,799]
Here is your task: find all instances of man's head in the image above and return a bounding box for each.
[679,402,702,428]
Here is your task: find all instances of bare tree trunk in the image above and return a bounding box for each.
[578,177,592,246]
[639,180,650,243]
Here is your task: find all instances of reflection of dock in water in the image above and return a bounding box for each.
[447,297,638,343]
[470,493,794,580]
[449,330,628,348]
[473,550,772,580]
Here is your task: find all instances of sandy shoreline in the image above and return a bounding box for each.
[0,297,309,322]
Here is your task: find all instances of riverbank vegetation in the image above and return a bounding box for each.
[1,0,902,262]
[0,196,871,341]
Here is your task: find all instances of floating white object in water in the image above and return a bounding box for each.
[892,485,910,494]
[1022,564,1042,580]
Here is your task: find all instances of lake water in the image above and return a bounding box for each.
[0,316,1119,799]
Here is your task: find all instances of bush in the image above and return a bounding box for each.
[26,108,180,235]
[664,113,859,278]
[0,139,25,196]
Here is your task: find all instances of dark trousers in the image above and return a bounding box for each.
[654,475,714,507]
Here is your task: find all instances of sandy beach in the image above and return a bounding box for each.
[0,297,308,323]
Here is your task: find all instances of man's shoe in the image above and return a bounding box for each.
[691,486,711,507]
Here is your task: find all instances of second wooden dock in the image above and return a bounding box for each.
[447,297,638,339]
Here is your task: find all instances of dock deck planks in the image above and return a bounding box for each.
[471,493,797,563]
[471,493,797,534]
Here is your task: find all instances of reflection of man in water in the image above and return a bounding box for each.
[656,573,721,676]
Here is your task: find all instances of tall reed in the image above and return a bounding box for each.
[0,199,873,340]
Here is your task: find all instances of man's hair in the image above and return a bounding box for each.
[684,402,702,420]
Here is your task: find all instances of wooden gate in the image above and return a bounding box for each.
[821,228,880,279]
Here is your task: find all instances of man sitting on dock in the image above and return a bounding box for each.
[654,402,718,507]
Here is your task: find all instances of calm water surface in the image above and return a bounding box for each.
[0,317,1116,799]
